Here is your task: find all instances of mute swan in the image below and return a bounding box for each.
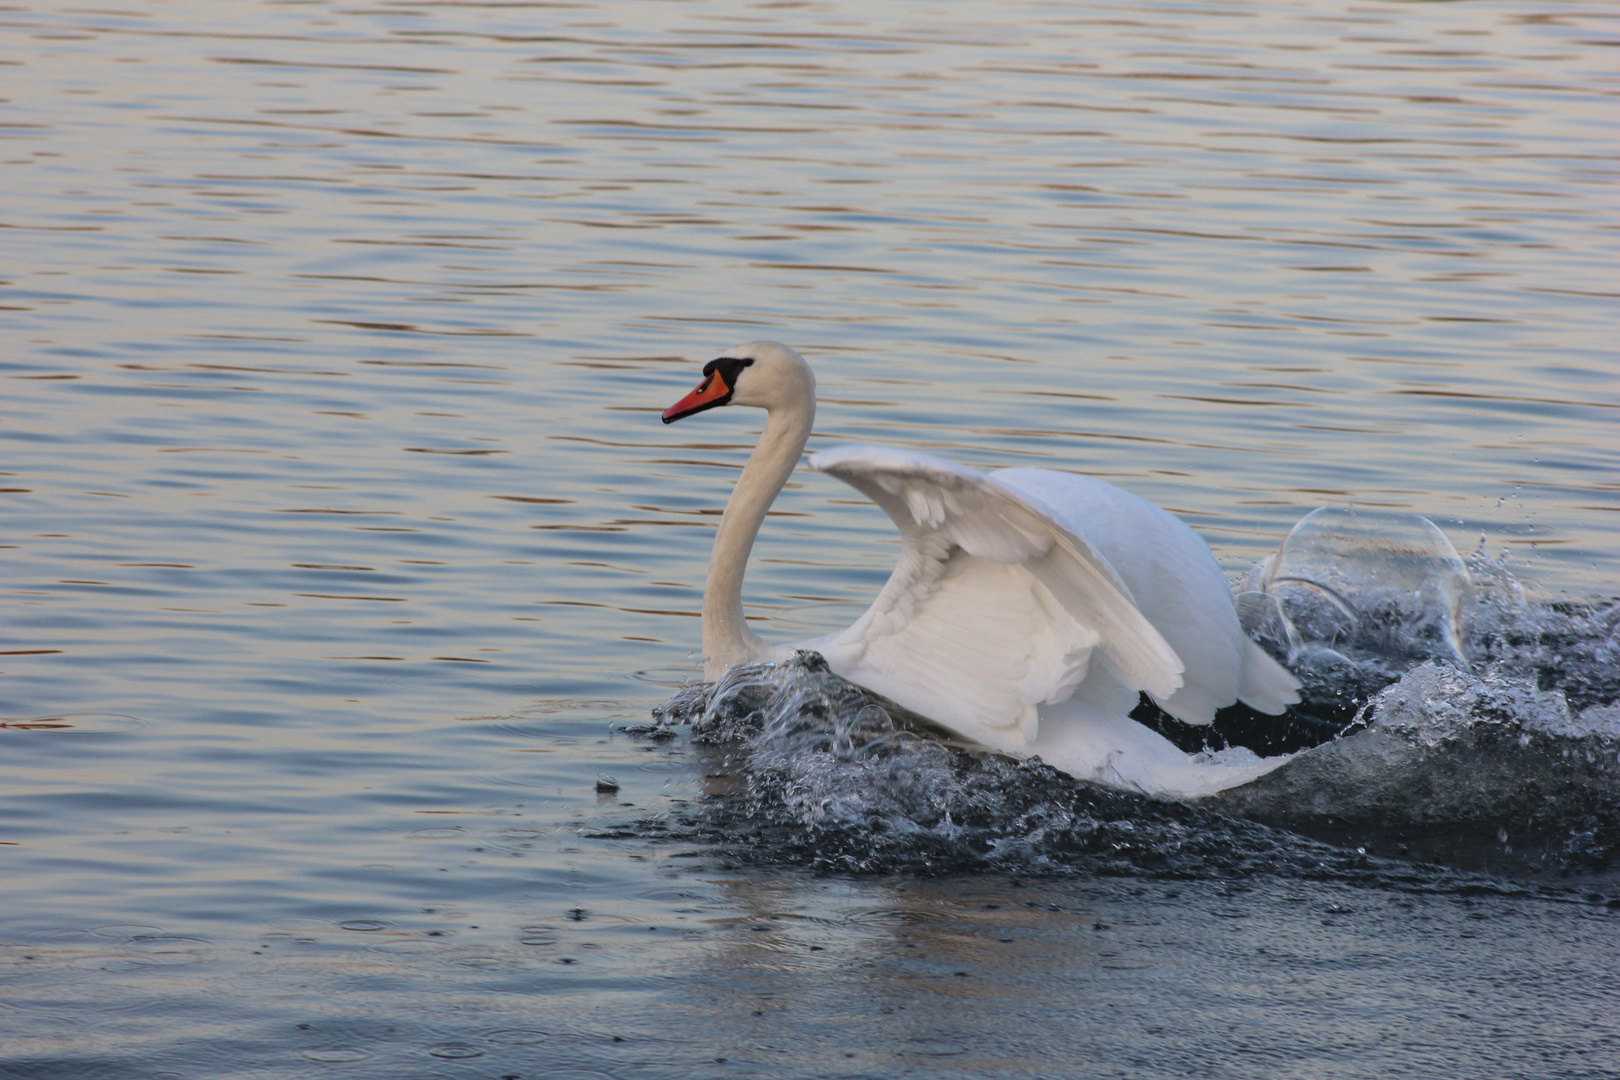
[661,341,1301,798]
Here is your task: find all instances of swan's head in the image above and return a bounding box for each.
[661,340,816,423]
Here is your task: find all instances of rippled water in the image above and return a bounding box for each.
[2,1,1618,1076]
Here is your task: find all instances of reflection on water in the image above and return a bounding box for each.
[1,0,1617,1076]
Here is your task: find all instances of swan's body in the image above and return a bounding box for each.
[662,342,1300,798]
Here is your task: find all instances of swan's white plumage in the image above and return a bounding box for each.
[810,554,1094,755]
[991,466,1299,725]
[663,341,1302,799]
[1239,639,1302,716]
[807,446,1185,752]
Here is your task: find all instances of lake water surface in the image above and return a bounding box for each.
[2,1,1618,1077]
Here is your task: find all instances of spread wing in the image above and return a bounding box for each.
[805,445,1184,756]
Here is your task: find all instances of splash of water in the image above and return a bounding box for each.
[656,652,1398,881]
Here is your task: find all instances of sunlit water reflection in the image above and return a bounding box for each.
[2,0,1617,1076]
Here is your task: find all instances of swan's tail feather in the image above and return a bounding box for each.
[1237,638,1301,715]
[1149,684,1223,727]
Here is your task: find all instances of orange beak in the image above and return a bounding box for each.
[662,369,734,423]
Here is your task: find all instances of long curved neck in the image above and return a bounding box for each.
[703,397,814,679]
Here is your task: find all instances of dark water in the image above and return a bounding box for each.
[2,1,1618,1076]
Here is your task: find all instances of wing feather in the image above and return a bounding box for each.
[807,445,1184,751]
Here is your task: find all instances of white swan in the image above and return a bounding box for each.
[661,341,1301,798]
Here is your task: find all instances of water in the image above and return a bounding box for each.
[2,0,1618,1076]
